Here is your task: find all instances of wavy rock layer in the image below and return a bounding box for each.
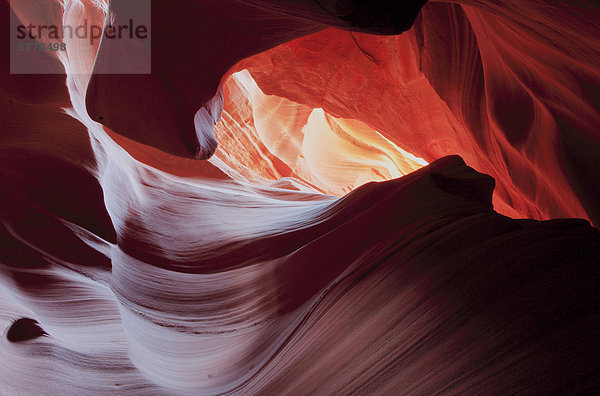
[1,0,600,394]
[238,0,600,224]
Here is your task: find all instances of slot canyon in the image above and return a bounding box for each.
[1,0,599,394]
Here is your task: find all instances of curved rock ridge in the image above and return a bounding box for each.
[2,0,600,394]
[2,134,599,393]
[238,0,600,224]
[83,0,599,225]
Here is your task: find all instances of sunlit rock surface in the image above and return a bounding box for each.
[238,1,600,223]
[1,0,600,394]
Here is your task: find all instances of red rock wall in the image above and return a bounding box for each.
[1,0,599,394]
